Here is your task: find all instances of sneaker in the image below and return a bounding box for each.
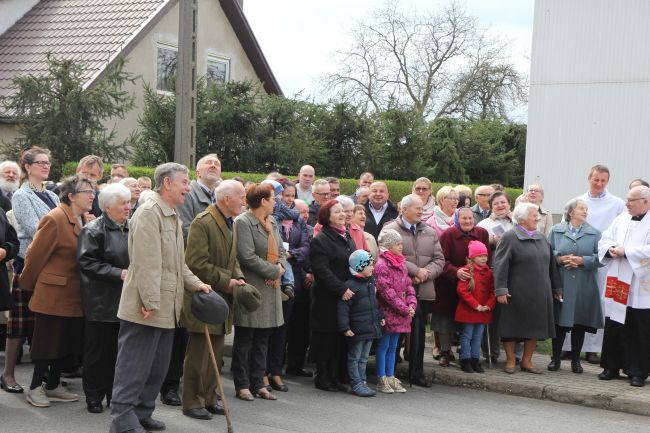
[26,386,51,408]
[388,376,406,393]
[376,376,394,394]
[44,385,79,402]
[363,381,376,396]
[351,382,374,397]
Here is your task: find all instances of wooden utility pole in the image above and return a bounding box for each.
[174,0,197,167]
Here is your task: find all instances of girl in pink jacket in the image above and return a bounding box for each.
[374,229,418,394]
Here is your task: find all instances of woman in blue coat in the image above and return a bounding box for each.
[548,198,603,373]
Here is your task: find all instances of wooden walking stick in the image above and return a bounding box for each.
[204,323,234,433]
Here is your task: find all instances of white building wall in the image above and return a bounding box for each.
[525,0,650,213]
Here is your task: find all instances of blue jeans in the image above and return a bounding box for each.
[376,332,399,377]
[281,262,294,287]
[347,339,373,386]
[460,323,485,360]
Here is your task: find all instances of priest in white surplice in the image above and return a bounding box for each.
[563,165,625,363]
[597,185,650,387]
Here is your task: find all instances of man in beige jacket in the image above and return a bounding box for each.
[110,163,211,433]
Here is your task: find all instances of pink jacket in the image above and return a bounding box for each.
[374,252,417,334]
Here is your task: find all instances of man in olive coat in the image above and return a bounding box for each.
[181,180,246,420]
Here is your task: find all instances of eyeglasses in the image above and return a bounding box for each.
[476,193,491,197]
[76,189,96,196]
[314,192,331,197]
[414,187,430,192]
[32,160,51,167]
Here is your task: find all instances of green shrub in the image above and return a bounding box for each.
[62,162,522,204]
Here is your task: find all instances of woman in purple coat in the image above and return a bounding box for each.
[434,207,490,366]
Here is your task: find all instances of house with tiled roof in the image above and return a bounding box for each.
[0,0,282,151]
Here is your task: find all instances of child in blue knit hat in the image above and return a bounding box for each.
[338,250,384,397]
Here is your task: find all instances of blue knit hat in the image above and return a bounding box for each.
[261,179,283,197]
[349,249,373,275]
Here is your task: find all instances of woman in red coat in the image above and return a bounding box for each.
[433,207,490,366]
[455,241,495,373]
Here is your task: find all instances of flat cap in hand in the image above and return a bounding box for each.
[191,290,230,325]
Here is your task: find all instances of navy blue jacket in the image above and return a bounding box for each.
[337,275,383,341]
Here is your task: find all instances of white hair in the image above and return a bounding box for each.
[119,177,138,186]
[335,195,354,209]
[511,202,538,224]
[400,194,421,211]
[0,160,21,175]
[313,179,329,189]
[98,184,131,212]
[215,179,243,202]
[154,162,188,192]
[139,189,155,206]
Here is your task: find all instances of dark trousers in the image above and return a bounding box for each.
[408,300,431,380]
[182,332,224,411]
[552,325,585,362]
[267,298,294,376]
[286,299,310,372]
[110,320,174,433]
[160,326,187,393]
[231,326,273,391]
[602,308,650,378]
[83,321,119,403]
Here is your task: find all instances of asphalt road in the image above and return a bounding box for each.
[1,357,649,433]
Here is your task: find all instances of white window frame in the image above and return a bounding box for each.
[206,55,230,85]
[156,43,178,94]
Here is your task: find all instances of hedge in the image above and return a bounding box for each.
[62,162,523,205]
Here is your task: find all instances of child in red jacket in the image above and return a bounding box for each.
[455,240,495,373]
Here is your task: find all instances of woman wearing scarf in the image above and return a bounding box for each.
[477,191,515,248]
[426,186,459,237]
[434,207,489,366]
[313,195,368,251]
[232,183,287,401]
[309,200,356,391]
[493,202,562,374]
[412,177,436,221]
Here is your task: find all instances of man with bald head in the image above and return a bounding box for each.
[382,194,444,387]
[598,185,650,387]
[364,181,398,239]
[296,165,315,204]
[472,185,494,224]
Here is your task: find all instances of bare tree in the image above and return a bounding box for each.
[324,0,526,120]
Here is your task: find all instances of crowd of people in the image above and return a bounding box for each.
[1,149,650,433]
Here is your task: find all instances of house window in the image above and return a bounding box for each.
[156,45,177,93]
[206,56,230,85]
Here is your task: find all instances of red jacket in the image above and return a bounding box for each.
[454,264,495,324]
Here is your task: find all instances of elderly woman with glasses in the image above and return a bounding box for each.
[493,202,562,375]
[426,186,459,237]
[77,183,132,413]
[21,175,95,408]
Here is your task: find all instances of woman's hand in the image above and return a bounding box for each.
[120,269,128,281]
[0,248,6,261]
[342,289,354,301]
[303,273,314,288]
[344,330,354,337]
[497,294,510,304]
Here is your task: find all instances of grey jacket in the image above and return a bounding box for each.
[382,217,445,301]
[234,211,287,328]
[12,183,60,258]
[176,180,213,241]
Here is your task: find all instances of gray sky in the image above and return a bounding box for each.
[244,0,535,117]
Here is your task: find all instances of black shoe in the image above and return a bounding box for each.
[471,358,484,373]
[630,376,646,387]
[598,368,620,380]
[86,400,103,414]
[287,368,312,377]
[571,360,583,374]
[409,376,432,388]
[314,378,338,392]
[460,359,474,373]
[585,352,601,364]
[140,417,166,431]
[183,408,213,420]
[205,401,225,415]
[269,378,289,392]
[547,358,561,371]
[160,389,181,406]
